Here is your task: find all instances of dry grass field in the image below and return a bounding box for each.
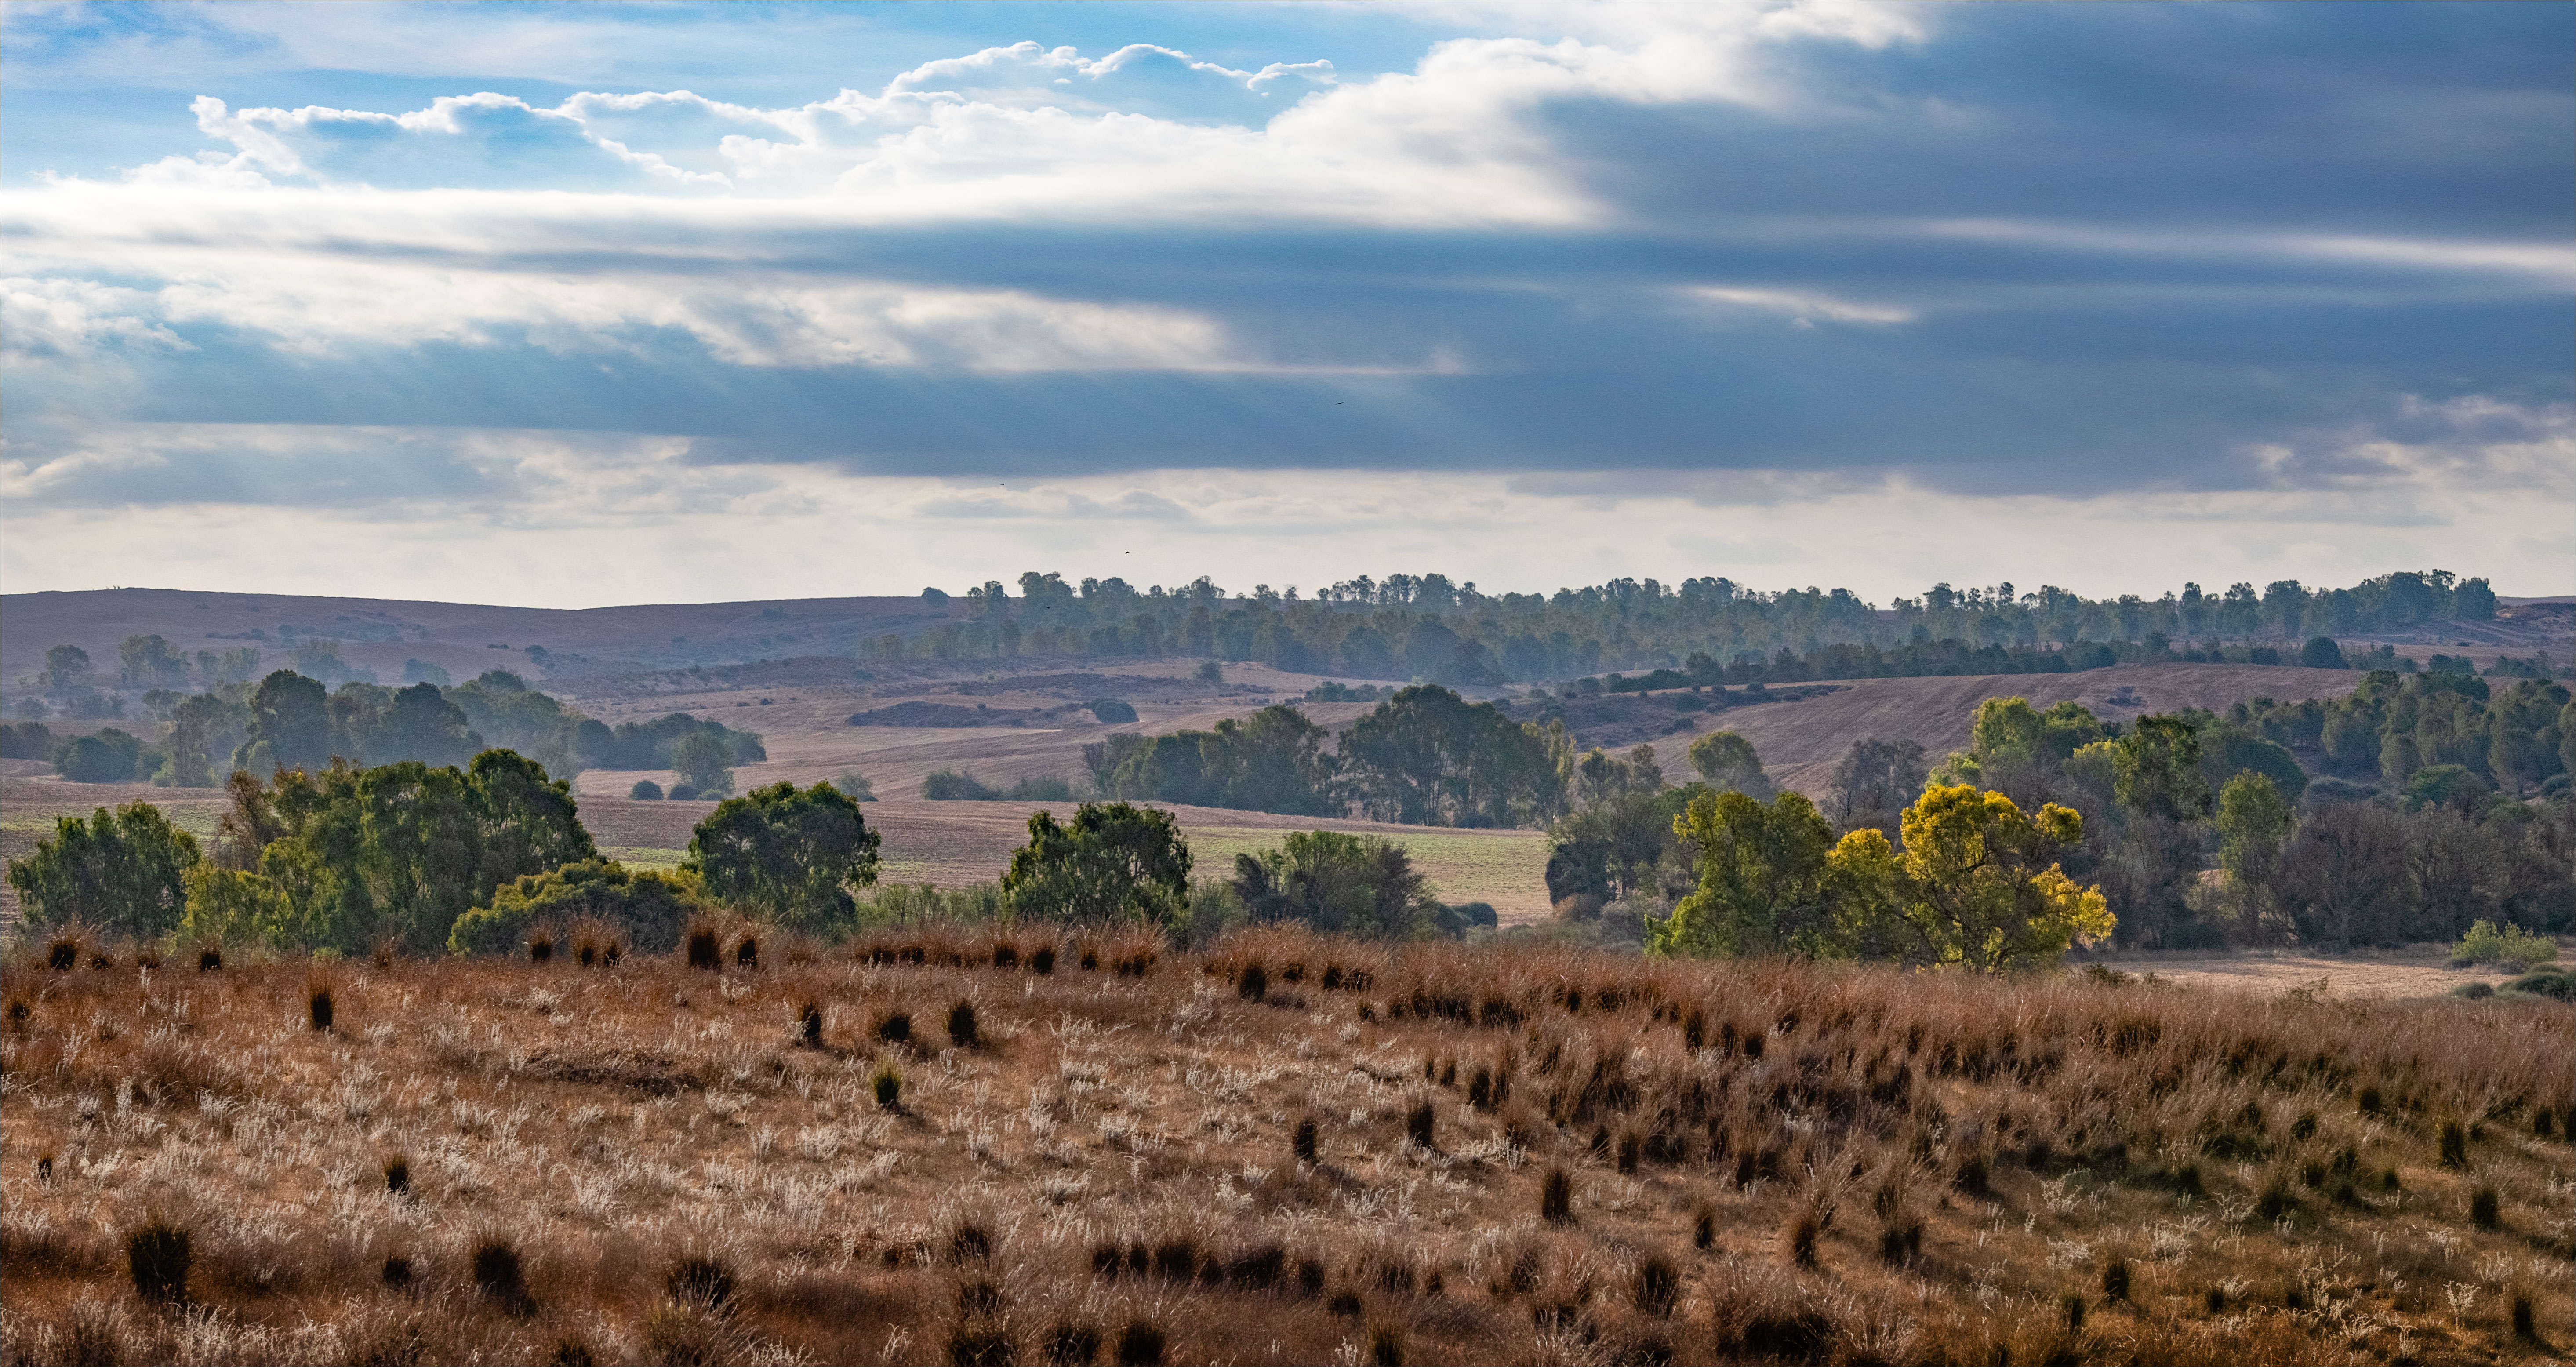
[3,927,2569,1366]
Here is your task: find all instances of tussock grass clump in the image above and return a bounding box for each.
[1540,1166,1573,1223]
[1029,945,1056,975]
[2470,1184,2502,1230]
[528,934,553,964]
[1634,1253,1679,1316]
[1238,960,1268,1002]
[1364,1323,1405,1365]
[1293,1116,1319,1164]
[47,938,79,971]
[1111,1318,1167,1366]
[469,1234,531,1314]
[381,1254,413,1288]
[734,934,759,968]
[308,984,334,1032]
[1404,1100,1435,1150]
[2100,1258,2131,1302]
[382,1153,410,1196]
[1042,1321,1101,1365]
[796,1000,823,1048]
[872,1065,901,1109]
[947,1000,980,1047]
[666,1254,736,1311]
[2440,1118,2470,1168]
[686,927,720,970]
[125,1217,191,1302]
[197,946,222,972]
[1786,1209,1822,1269]
[876,1010,912,1044]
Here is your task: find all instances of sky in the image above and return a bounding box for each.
[4,1,2570,607]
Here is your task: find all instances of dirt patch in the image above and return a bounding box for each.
[2075,942,2570,1000]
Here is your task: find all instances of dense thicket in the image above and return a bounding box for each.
[861,567,2512,683]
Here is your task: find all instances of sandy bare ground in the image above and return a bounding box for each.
[2074,942,2571,1000]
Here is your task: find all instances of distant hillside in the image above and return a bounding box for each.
[0,587,954,696]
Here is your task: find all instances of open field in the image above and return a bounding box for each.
[2073,943,2572,1003]
[3,931,2569,1365]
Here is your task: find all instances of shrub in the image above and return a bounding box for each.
[2514,1292,2537,1340]
[686,928,720,970]
[1239,961,1268,1002]
[2439,1120,2469,1169]
[1293,1116,1319,1164]
[2454,919,2560,970]
[947,1000,979,1047]
[2452,981,2495,999]
[2470,1185,2501,1230]
[454,859,705,956]
[126,1217,192,1302]
[1406,1100,1435,1150]
[797,1001,822,1047]
[1692,1202,1715,1251]
[47,938,77,971]
[876,1011,912,1044]
[735,935,758,968]
[309,985,334,1032]
[873,1066,902,1109]
[630,780,663,800]
[383,1254,413,1288]
[1030,945,1055,974]
[384,1153,410,1196]
[1365,1323,1405,1366]
[2255,1176,2295,1222]
[1541,1166,1573,1223]
[668,784,698,801]
[2063,1292,2086,1332]
[2503,967,2574,1001]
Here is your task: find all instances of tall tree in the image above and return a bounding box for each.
[236,670,333,774]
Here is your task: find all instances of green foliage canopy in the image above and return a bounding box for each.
[682,782,882,933]
[1000,801,1192,927]
[5,802,201,939]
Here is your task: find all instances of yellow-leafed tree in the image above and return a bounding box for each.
[1890,783,2113,970]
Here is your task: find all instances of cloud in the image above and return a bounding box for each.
[4,431,2565,606]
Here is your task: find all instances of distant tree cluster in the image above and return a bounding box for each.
[857,567,2509,684]
[24,666,765,792]
[1085,687,1575,829]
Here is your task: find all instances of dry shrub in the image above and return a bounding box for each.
[124,1217,191,1302]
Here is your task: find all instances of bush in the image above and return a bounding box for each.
[2470,1185,2501,1229]
[451,859,707,957]
[873,1065,902,1109]
[1088,698,1139,724]
[2455,919,2560,970]
[2503,967,2573,1001]
[1540,1166,1573,1223]
[947,1000,979,1047]
[630,779,663,800]
[471,1235,531,1312]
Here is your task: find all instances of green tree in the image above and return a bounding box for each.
[1647,789,1844,958]
[450,857,708,955]
[205,751,593,954]
[156,693,247,788]
[2215,771,2294,937]
[6,801,202,939]
[1230,829,1436,939]
[178,865,293,946]
[53,728,143,782]
[1884,784,2111,970]
[669,731,736,798]
[681,782,881,933]
[1339,685,1567,827]
[2112,715,2210,822]
[236,670,333,774]
[365,683,480,768]
[1545,783,1704,907]
[40,644,91,694]
[1685,731,1772,799]
[118,634,190,689]
[1001,801,1192,927]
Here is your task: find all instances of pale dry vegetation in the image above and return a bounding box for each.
[3,925,2570,1365]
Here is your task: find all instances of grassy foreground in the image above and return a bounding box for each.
[2,927,2569,1365]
